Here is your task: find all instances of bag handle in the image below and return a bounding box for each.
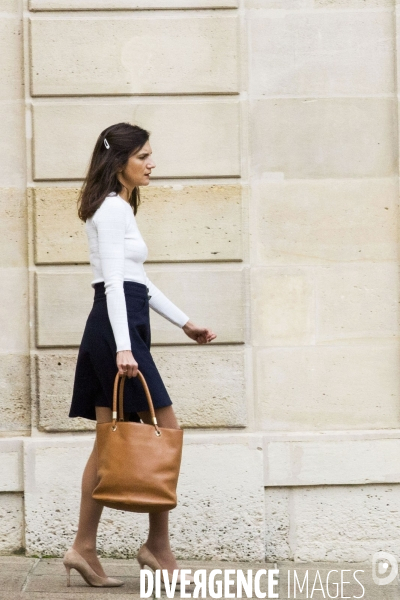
[112,370,161,436]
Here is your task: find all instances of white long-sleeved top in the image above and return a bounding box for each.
[86,193,190,352]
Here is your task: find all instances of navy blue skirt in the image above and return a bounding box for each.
[69,280,172,422]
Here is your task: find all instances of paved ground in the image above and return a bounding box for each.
[0,556,398,600]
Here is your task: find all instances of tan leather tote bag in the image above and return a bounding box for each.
[92,370,183,513]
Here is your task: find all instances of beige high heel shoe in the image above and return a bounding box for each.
[137,544,194,590]
[63,547,124,588]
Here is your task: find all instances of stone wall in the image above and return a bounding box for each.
[0,0,399,561]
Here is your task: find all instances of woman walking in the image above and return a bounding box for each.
[64,122,217,588]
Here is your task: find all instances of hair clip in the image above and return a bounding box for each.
[104,138,110,150]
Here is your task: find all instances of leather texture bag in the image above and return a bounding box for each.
[92,370,183,513]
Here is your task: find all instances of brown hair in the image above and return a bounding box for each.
[77,122,150,222]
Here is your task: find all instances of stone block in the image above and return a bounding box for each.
[36,353,95,432]
[147,346,247,427]
[32,101,240,180]
[145,266,245,344]
[0,11,25,187]
[0,269,29,353]
[35,271,93,348]
[250,9,394,96]
[247,0,392,6]
[24,438,94,557]
[250,98,396,179]
[36,346,246,431]
[172,434,265,560]
[316,0,392,5]
[289,484,400,562]
[30,16,238,96]
[32,184,243,264]
[0,354,30,433]
[23,434,265,559]
[30,0,238,9]
[264,438,400,487]
[0,440,23,492]
[0,104,25,187]
[1,0,22,9]
[35,268,244,347]
[0,14,24,101]
[395,14,400,105]
[316,263,398,344]
[256,345,400,431]
[252,178,399,265]
[138,184,243,262]
[264,487,291,561]
[0,188,27,268]
[252,262,399,348]
[0,494,24,555]
[251,267,315,346]
[265,483,400,562]
[33,188,87,264]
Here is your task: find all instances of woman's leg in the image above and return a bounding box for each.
[71,407,112,577]
[137,405,181,572]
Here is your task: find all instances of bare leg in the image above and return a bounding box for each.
[137,405,181,572]
[71,406,112,578]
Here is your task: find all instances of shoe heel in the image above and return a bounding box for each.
[64,565,71,587]
[62,547,123,588]
[137,557,147,569]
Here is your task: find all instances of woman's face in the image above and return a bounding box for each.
[119,141,156,188]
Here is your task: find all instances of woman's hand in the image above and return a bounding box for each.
[116,350,138,378]
[182,320,217,344]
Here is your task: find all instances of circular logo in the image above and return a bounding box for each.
[372,552,398,586]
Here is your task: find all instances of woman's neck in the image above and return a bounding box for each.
[118,188,130,202]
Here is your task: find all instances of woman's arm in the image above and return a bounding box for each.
[95,199,131,352]
[182,320,216,344]
[145,276,190,327]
